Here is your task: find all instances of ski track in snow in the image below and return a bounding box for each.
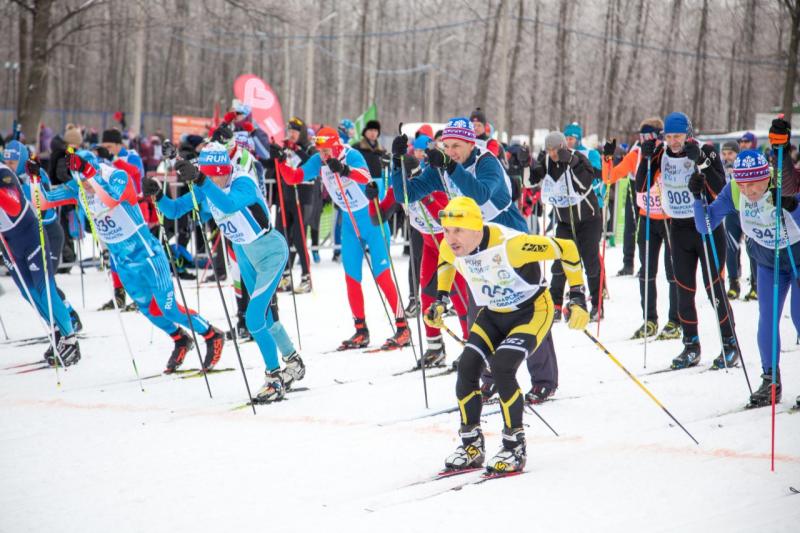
[1,245,799,533]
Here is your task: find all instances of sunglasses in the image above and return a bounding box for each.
[438,210,467,219]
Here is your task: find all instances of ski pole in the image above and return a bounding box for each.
[582,329,699,445]
[371,195,421,366]
[770,145,784,471]
[0,311,7,340]
[293,185,313,288]
[596,158,610,337]
[76,218,85,308]
[185,182,256,413]
[701,197,752,393]
[72,172,146,392]
[272,160,302,349]
[643,157,652,368]
[331,171,398,334]
[525,404,559,437]
[31,183,64,382]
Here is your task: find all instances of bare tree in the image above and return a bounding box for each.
[783,0,800,121]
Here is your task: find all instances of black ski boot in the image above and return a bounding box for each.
[671,336,701,369]
[165,330,194,373]
[225,319,251,341]
[255,370,285,403]
[98,286,126,311]
[617,264,634,276]
[419,335,446,368]
[712,336,740,370]
[404,297,420,318]
[69,309,83,333]
[525,384,556,404]
[727,279,741,300]
[46,334,81,367]
[486,427,526,473]
[631,320,657,340]
[589,306,603,323]
[748,370,782,408]
[339,320,370,350]
[444,424,485,471]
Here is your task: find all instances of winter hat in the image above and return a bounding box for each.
[738,131,757,145]
[101,128,123,145]
[663,112,692,136]
[416,124,434,139]
[441,117,476,144]
[545,131,567,151]
[563,122,583,143]
[413,135,432,151]
[362,120,381,136]
[439,196,483,232]
[64,126,82,147]
[721,141,740,154]
[315,126,342,149]
[639,117,664,141]
[4,140,27,175]
[198,142,232,176]
[232,100,251,116]
[288,117,305,132]
[732,150,770,183]
[470,108,487,124]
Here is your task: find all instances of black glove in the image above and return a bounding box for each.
[769,118,791,148]
[326,157,350,176]
[94,146,112,161]
[602,139,616,158]
[210,123,233,143]
[426,148,456,174]
[683,142,702,164]
[687,171,706,199]
[641,139,657,158]
[365,181,379,201]
[162,140,177,160]
[567,286,587,311]
[268,143,286,162]
[772,188,799,212]
[175,159,204,185]
[391,134,409,158]
[25,159,40,178]
[556,148,572,163]
[141,176,163,200]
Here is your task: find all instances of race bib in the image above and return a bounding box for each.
[407,201,443,234]
[660,155,695,219]
[208,202,264,245]
[320,167,368,211]
[89,195,141,244]
[636,180,664,216]
[740,192,800,249]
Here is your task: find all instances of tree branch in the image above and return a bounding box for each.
[47,0,106,34]
[9,0,34,14]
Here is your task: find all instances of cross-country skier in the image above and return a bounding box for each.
[45,149,225,373]
[150,143,305,403]
[691,118,798,407]
[0,162,81,366]
[602,118,681,340]
[272,127,410,351]
[658,112,737,370]
[426,196,588,473]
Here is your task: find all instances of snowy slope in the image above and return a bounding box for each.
[1,243,799,533]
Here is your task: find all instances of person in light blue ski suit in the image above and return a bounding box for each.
[150,142,305,403]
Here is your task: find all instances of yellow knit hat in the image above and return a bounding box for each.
[439,196,484,231]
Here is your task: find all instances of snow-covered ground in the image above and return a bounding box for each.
[1,243,799,533]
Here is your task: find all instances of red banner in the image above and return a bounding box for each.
[171,115,212,145]
[233,74,285,143]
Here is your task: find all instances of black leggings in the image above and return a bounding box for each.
[670,220,734,339]
[456,292,554,430]
[637,218,678,323]
[407,228,423,300]
[550,215,602,308]
[622,185,639,267]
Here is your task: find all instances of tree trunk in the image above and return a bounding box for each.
[503,0,523,136]
[783,0,800,122]
[690,0,709,130]
[18,0,54,143]
[475,1,503,110]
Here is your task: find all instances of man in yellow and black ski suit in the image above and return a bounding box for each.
[425,196,588,474]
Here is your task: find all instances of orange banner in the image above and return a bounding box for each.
[171,115,212,145]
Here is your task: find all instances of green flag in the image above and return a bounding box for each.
[353,103,377,144]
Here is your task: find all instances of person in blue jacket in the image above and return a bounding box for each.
[689,118,799,408]
[46,149,225,374]
[0,162,80,366]
[4,141,82,332]
[148,142,305,403]
[564,122,607,208]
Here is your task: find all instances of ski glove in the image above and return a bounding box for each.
[162,140,177,160]
[326,157,350,176]
[424,296,450,329]
[683,142,704,165]
[769,117,791,147]
[687,171,706,199]
[25,159,40,178]
[391,134,409,159]
[211,123,233,143]
[564,287,589,331]
[602,139,616,158]
[269,143,286,162]
[66,153,95,178]
[771,188,799,212]
[640,139,657,158]
[426,148,456,174]
[365,181,379,201]
[94,146,112,161]
[141,176,163,200]
[556,148,572,164]
[175,159,205,185]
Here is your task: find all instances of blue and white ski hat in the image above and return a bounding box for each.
[198,142,232,176]
[2,140,23,162]
[413,135,432,151]
[732,150,770,183]
[663,112,693,136]
[442,117,475,143]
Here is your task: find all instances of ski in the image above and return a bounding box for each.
[401,467,484,489]
[3,359,48,370]
[229,387,310,410]
[13,364,51,374]
[364,345,409,354]
[392,363,446,377]
[790,487,799,494]
[323,344,374,354]
[179,367,235,379]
